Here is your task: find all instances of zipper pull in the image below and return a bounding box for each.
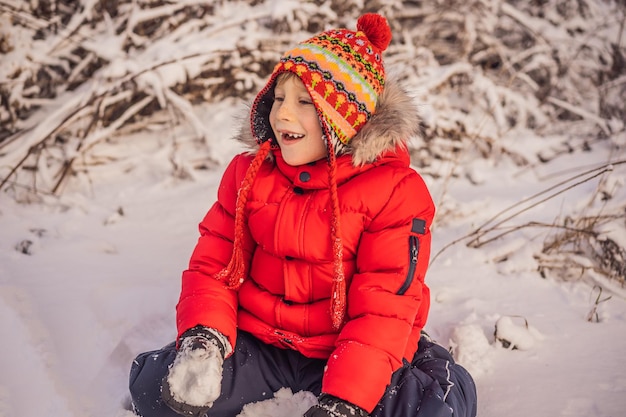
[410,236,419,264]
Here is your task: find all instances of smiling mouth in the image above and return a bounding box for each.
[280,132,304,142]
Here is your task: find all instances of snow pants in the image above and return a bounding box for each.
[129,331,477,417]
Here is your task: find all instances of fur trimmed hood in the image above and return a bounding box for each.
[234,78,421,166]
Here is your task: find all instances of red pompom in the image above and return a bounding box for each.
[356,13,392,51]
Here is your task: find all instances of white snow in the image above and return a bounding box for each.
[165,338,223,407]
[1,1,626,417]
[237,388,318,417]
[493,316,545,351]
[2,103,625,417]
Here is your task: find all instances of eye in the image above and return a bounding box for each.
[274,96,285,102]
[299,98,313,105]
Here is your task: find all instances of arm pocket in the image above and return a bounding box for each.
[397,235,420,295]
[396,217,427,295]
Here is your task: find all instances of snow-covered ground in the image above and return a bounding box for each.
[1,97,625,417]
[2,1,626,416]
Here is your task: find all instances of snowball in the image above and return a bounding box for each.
[165,343,223,407]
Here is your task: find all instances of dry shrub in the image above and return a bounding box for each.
[0,0,624,200]
[0,0,626,194]
[537,212,626,292]
[0,0,370,197]
[379,0,625,183]
[1,0,624,296]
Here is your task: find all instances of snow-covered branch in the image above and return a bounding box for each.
[0,0,624,290]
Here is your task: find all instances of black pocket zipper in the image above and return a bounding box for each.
[397,235,419,295]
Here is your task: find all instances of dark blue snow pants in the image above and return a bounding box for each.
[129,331,477,417]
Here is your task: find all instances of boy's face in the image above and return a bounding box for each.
[270,76,327,166]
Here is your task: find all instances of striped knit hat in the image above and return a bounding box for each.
[251,13,391,148]
[217,14,392,330]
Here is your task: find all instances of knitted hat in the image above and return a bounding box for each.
[218,14,392,330]
[251,13,392,147]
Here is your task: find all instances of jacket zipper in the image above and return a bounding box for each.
[397,235,419,295]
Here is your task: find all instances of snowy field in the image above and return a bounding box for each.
[1,1,626,416]
[1,98,625,417]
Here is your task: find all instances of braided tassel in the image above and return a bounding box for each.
[326,144,346,330]
[216,141,272,289]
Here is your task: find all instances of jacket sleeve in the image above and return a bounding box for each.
[175,153,255,353]
[322,169,436,412]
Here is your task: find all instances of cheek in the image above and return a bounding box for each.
[268,107,277,128]
[318,140,329,157]
[304,112,322,133]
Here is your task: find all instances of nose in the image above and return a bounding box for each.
[276,99,295,121]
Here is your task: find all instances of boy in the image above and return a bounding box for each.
[130,13,477,417]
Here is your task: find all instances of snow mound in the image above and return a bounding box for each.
[236,388,318,417]
[494,316,544,350]
[449,324,493,378]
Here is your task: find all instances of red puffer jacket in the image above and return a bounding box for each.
[176,80,435,412]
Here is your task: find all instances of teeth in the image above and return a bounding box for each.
[284,133,304,139]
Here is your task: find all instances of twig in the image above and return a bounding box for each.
[0,143,43,192]
[473,161,624,234]
[0,3,50,31]
[50,95,105,194]
[430,161,623,264]
[0,49,230,193]
[469,221,597,249]
[546,96,611,136]
[467,167,612,247]
[587,285,612,322]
